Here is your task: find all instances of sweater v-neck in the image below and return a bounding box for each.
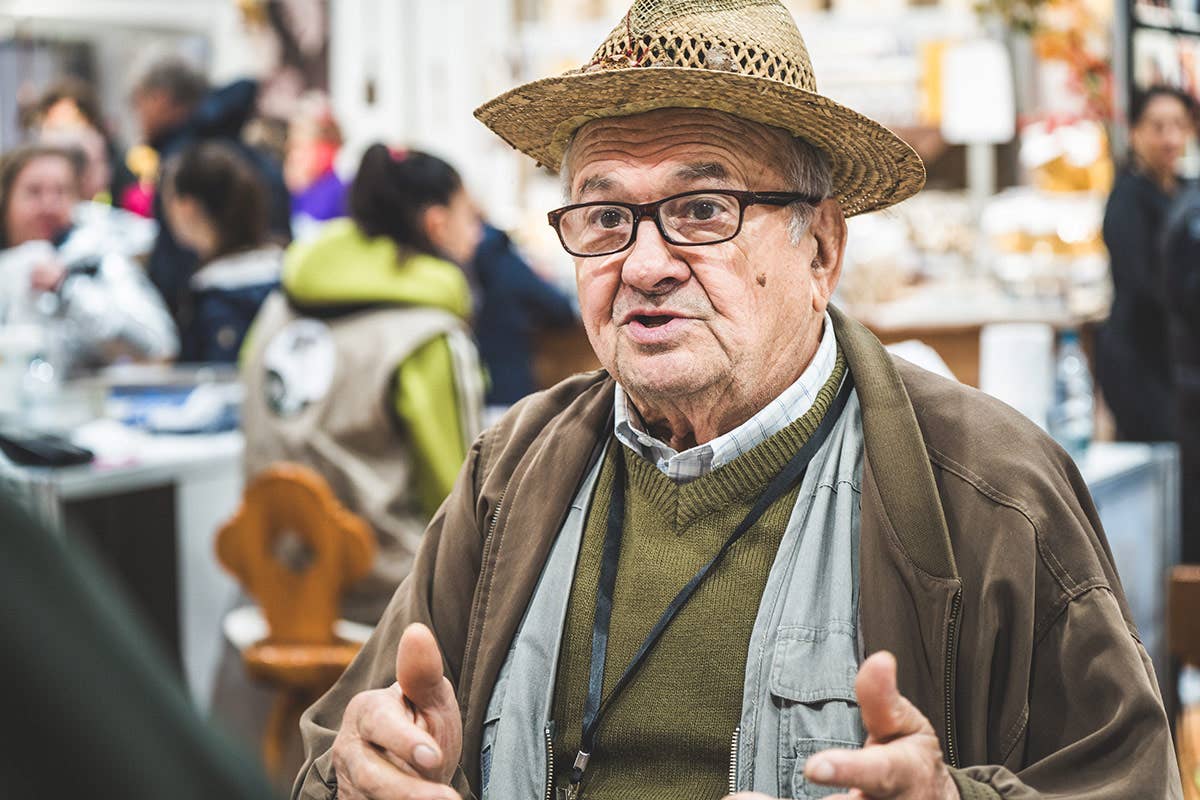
[621,350,846,531]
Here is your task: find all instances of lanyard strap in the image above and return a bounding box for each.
[570,371,855,791]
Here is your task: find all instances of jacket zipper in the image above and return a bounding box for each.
[943,589,962,769]
[727,726,741,794]
[462,488,507,679]
[543,723,555,800]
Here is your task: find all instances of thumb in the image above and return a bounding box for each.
[396,623,453,712]
[855,651,925,743]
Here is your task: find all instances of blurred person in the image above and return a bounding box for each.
[240,143,483,625]
[284,93,346,238]
[1097,85,1197,441]
[39,122,110,204]
[162,141,282,363]
[210,141,484,774]
[32,76,137,207]
[0,145,177,371]
[470,223,576,414]
[38,125,158,259]
[1165,185,1200,561]
[131,57,291,352]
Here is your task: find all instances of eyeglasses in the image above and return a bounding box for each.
[547,189,821,258]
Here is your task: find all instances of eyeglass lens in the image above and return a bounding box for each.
[558,192,742,255]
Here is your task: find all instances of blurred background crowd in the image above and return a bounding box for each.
[0,0,1198,795]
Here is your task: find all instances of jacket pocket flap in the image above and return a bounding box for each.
[769,624,859,704]
[791,738,861,798]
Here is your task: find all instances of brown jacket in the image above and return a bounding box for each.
[295,307,1181,799]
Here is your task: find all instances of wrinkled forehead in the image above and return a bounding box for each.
[567,109,790,200]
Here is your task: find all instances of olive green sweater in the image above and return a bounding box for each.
[551,354,847,799]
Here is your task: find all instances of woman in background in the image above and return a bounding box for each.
[212,145,482,775]
[0,144,176,371]
[1097,85,1196,441]
[163,141,282,363]
[239,143,483,624]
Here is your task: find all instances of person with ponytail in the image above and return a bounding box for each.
[238,143,484,625]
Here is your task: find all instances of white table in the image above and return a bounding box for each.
[1,427,245,709]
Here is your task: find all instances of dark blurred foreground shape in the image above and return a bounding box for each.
[0,491,277,800]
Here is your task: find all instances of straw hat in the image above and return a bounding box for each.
[474,0,925,216]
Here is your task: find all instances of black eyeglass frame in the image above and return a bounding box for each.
[546,189,823,258]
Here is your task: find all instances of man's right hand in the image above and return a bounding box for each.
[331,623,463,799]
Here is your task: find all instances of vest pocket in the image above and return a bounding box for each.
[786,737,862,798]
[768,624,864,798]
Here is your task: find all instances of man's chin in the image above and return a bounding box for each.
[615,355,716,403]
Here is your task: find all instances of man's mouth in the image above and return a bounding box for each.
[635,315,674,328]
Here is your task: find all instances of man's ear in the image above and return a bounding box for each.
[808,198,847,314]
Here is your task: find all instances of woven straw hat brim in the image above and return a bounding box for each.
[475,66,926,217]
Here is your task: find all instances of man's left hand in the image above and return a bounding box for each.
[724,651,958,800]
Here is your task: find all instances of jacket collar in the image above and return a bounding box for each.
[828,305,957,579]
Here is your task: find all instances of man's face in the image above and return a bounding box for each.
[567,109,842,408]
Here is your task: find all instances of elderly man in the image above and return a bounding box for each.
[293,2,1180,798]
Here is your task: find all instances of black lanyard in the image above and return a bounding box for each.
[567,372,855,796]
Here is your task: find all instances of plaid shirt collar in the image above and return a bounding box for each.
[613,313,838,483]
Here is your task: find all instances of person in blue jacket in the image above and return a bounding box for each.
[131,58,291,359]
[470,224,576,409]
[162,142,281,363]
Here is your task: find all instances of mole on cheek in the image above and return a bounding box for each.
[756,272,767,287]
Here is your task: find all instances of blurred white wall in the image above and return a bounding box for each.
[328,0,522,225]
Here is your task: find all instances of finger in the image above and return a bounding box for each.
[395,624,456,715]
[338,738,459,800]
[855,651,930,742]
[355,688,445,779]
[805,739,935,797]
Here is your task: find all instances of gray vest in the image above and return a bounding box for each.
[480,392,866,799]
[241,292,477,624]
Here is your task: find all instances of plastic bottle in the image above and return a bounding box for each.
[1048,329,1094,457]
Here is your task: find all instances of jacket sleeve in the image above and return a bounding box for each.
[60,253,180,362]
[953,587,1182,799]
[292,430,489,800]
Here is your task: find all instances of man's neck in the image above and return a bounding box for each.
[624,316,830,450]
[628,333,824,451]
[635,385,765,451]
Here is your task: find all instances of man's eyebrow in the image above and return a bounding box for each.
[673,162,730,183]
[577,174,616,199]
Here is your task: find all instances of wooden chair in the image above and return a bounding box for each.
[216,463,375,778]
[1169,566,1200,799]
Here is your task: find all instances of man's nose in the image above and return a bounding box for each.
[619,218,691,294]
